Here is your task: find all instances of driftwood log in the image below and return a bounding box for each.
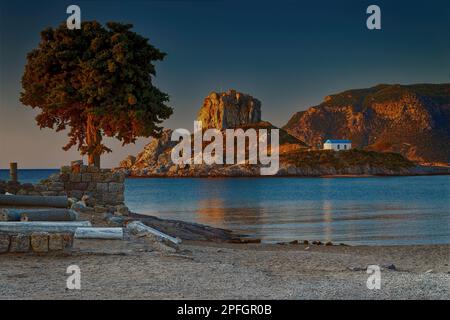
[0,208,78,222]
[0,194,68,208]
[0,221,91,234]
[74,227,124,240]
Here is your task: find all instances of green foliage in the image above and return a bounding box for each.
[21,21,172,157]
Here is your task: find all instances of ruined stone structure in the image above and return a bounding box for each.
[0,161,126,207]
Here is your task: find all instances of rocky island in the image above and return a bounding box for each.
[118,86,450,177]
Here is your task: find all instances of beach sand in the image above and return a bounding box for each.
[0,241,449,300]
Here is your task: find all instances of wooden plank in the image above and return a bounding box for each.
[127,221,181,245]
[0,194,68,208]
[0,221,91,234]
[74,227,123,240]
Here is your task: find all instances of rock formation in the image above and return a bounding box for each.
[197,90,261,129]
[117,87,450,177]
[283,84,450,163]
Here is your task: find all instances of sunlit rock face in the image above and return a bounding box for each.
[283,84,450,163]
[197,90,262,129]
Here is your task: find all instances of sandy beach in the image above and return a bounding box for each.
[1,240,449,300]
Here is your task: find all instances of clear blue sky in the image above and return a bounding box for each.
[1,0,449,168]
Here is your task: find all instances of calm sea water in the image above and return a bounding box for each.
[1,169,449,245]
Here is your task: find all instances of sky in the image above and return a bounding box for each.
[0,0,449,168]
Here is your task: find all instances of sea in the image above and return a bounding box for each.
[1,169,449,245]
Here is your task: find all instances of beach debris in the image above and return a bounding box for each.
[289,240,299,245]
[303,240,309,245]
[312,240,322,245]
[0,194,68,208]
[74,227,124,240]
[348,266,366,272]
[304,246,310,251]
[230,238,261,244]
[0,208,79,222]
[383,264,397,271]
[425,269,434,274]
[0,221,91,234]
[325,241,333,246]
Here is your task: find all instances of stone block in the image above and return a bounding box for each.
[87,182,97,192]
[81,173,92,182]
[10,234,30,253]
[31,232,49,253]
[87,166,100,173]
[102,172,114,182]
[92,173,104,182]
[72,182,88,190]
[102,193,120,205]
[0,234,10,253]
[70,173,82,183]
[109,182,124,193]
[96,183,109,192]
[69,190,83,200]
[49,234,64,251]
[113,173,125,183]
[48,182,65,192]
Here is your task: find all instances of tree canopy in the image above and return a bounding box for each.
[21,21,172,167]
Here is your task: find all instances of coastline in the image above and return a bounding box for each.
[125,169,450,179]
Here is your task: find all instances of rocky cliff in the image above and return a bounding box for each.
[197,90,261,129]
[283,84,450,163]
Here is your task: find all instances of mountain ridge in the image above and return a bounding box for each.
[283,83,450,163]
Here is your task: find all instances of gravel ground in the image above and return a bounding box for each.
[0,241,449,300]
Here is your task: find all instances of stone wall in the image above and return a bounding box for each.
[0,232,73,254]
[0,161,126,207]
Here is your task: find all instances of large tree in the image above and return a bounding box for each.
[21,21,172,167]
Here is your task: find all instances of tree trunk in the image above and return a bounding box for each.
[86,114,102,168]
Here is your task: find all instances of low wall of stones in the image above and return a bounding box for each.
[0,161,126,207]
[0,232,73,254]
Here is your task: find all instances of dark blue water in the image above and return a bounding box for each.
[0,169,59,184]
[1,169,449,245]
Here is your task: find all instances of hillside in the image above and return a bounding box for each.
[283,84,450,163]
